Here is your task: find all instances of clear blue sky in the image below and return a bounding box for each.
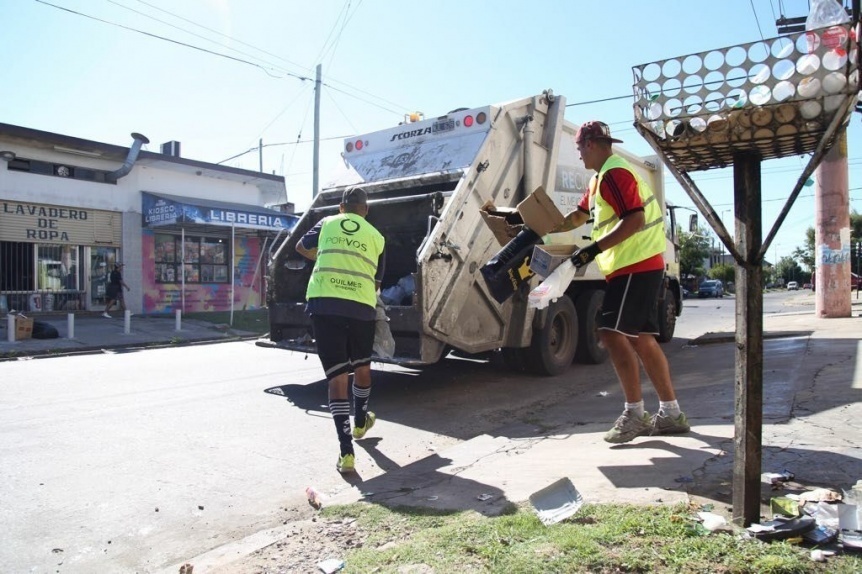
[2,0,859,260]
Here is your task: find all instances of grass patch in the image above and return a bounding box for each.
[320,502,862,573]
[184,308,269,335]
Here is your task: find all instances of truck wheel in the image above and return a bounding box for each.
[575,290,608,364]
[656,287,677,343]
[525,295,578,376]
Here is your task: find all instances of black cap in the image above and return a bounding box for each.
[342,186,367,206]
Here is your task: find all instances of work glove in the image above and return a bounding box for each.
[570,242,602,268]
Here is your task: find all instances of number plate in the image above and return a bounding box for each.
[432,119,455,133]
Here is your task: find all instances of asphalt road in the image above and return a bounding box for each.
[0,289,806,573]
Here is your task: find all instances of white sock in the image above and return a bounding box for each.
[659,400,681,418]
[625,401,645,418]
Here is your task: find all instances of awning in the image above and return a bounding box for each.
[142,191,298,231]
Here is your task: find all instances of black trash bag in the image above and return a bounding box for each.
[32,320,60,339]
[479,227,541,304]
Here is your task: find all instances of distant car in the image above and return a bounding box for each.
[698,280,724,298]
[682,287,691,299]
[803,283,812,289]
[787,281,799,290]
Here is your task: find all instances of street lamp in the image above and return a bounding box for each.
[720,210,731,261]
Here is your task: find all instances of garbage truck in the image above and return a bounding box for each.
[265,90,683,375]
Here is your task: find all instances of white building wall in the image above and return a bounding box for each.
[1,136,286,315]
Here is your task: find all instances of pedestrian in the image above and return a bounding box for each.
[556,121,689,443]
[295,186,386,473]
[103,263,130,318]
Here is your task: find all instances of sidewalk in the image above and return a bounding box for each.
[325,299,862,518]
[0,312,259,360]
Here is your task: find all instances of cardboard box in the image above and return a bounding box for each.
[479,202,524,247]
[516,186,565,237]
[530,244,578,278]
[15,315,33,340]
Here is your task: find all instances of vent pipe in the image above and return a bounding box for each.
[106,132,149,183]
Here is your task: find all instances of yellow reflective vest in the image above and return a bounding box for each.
[589,155,665,276]
[306,213,385,308]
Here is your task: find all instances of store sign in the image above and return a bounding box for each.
[0,200,118,245]
[142,192,297,231]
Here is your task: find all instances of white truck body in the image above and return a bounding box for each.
[267,92,682,375]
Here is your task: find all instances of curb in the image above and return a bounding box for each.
[0,333,262,362]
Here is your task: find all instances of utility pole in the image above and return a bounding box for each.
[814,131,851,317]
[259,138,263,173]
[313,63,322,198]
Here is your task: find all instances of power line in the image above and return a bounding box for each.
[36,0,410,116]
[324,87,359,134]
[217,134,349,164]
[34,0,308,81]
[748,0,767,41]
[565,94,631,107]
[132,0,309,73]
[106,0,292,75]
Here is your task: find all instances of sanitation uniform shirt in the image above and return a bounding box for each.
[300,214,386,377]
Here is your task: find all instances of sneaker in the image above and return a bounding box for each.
[651,411,690,436]
[336,453,355,473]
[604,410,652,444]
[102,312,111,319]
[352,411,376,439]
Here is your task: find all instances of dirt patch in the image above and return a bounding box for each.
[210,512,369,574]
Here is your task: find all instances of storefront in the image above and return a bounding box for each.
[0,199,123,314]
[141,192,298,314]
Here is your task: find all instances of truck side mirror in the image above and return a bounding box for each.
[688,214,698,233]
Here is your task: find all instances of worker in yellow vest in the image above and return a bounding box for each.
[557,121,689,444]
[296,187,386,472]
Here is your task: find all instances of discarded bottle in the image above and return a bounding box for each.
[306,486,323,509]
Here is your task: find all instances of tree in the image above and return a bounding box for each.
[792,227,815,272]
[679,226,711,278]
[708,262,735,284]
[776,256,805,284]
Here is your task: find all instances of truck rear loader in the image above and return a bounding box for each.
[266,91,683,375]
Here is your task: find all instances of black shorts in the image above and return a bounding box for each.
[599,270,663,338]
[311,313,375,379]
[106,284,121,300]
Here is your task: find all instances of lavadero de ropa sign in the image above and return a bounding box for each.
[142,192,297,231]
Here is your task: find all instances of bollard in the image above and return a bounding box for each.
[7,314,15,343]
[175,309,182,331]
[67,313,75,340]
[124,310,131,335]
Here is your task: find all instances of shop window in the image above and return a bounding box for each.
[154,233,229,284]
[37,244,80,291]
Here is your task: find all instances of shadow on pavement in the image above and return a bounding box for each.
[334,452,516,517]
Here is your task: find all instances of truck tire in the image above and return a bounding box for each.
[575,290,608,364]
[656,287,677,343]
[525,295,578,376]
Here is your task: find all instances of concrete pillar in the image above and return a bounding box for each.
[814,131,851,318]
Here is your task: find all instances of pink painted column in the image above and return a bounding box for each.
[814,131,851,318]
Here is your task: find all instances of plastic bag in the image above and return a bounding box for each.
[806,0,850,30]
[528,259,575,309]
[372,297,395,359]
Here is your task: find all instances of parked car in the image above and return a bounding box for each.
[698,279,724,298]
[787,281,799,290]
